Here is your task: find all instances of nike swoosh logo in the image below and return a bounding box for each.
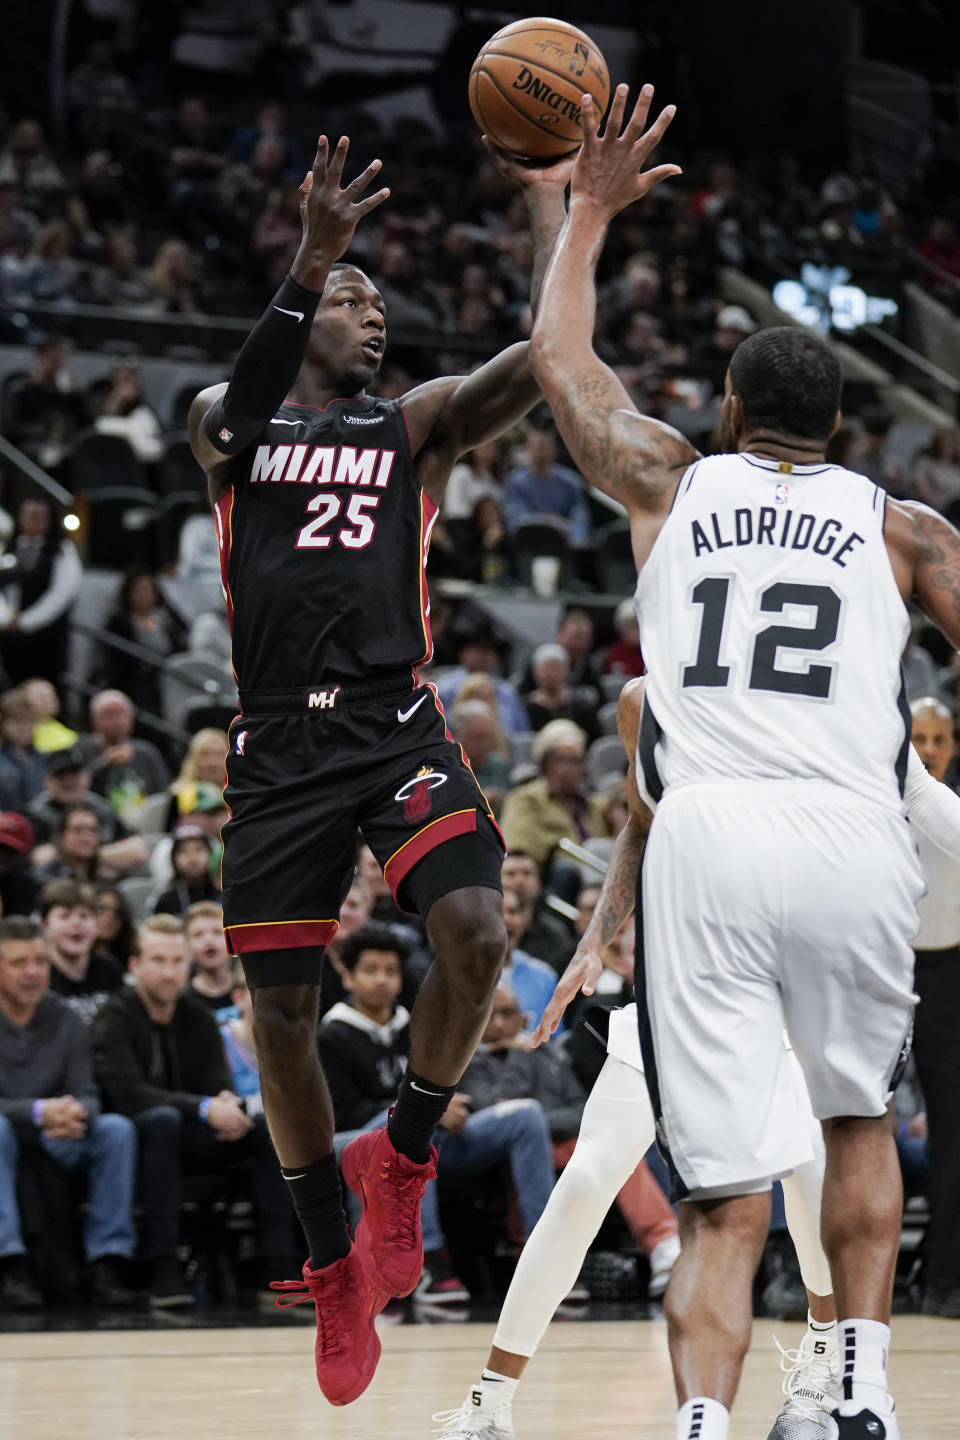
[271,417,303,426]
[409,1080,447,1097]
[397,694,428,723]
[283,1172,307,1181]
[273,306,304,322]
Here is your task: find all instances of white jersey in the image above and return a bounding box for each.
[634,452,910,812]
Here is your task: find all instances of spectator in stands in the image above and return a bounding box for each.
[918,217,960,288]
[555,609,604,706]
[0,496,82,684]
[912,428,960,513]
[604,598,645,679]
[93,883,134,969]
[77,689,169,822]
[0,687,46,811]
[435,622,529,740]
[500,720,608,870]
[250,182,302,288]
[41,878,123,1024]
[148,237,207,315]
[3,341,86,473]
[500,849,575,974]
[26,221,78,304]
[443,439,504,524]
[503,425,590,543]
[92,362,163,463]
[32,803,106,886]
[66,42,137,151]
[22,677,77,754]
[185,901,235,1018]
[176,503,220,582]
[893,1058,929,1204]
[450,699,512,814]
[0,120,65,203]
[164,97,227,218]
[86,228,153,308]
[524,643,601,743]
[28,746,147,873]
[847,409,903,494]
[171,727,229,797]
[92,914,297,1306]
[0,813,39,917]
[908,698,960,1316]
[319,873,374,1018]
[152,823,219,916]
[689,305,755,397]
[96,569,186,715]
[0,916,136,1311]
[501,890,564,1034]
[465,980,586,1149]
[219,967,262,1117]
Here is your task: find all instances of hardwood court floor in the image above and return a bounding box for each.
[0,1317,954,1439]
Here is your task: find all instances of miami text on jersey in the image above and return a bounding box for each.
[250,443,396,488]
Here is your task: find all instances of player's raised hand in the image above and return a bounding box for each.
[530,938,604,1048]
[569,82,681,225]
[481,135,578,192]
[292,135,390,283]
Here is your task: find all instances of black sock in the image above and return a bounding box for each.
[388,1069,456,1165]
[280,1154,350,1271]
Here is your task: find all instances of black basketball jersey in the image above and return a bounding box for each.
[214,395,436,689]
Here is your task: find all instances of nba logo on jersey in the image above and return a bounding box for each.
[775,482,789,504]
[235,730,247,755]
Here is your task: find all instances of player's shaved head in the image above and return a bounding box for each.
[724,327,843,447]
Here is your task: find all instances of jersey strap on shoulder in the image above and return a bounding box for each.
[204,273,323,456]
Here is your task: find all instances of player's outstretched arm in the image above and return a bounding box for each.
[531,677,653,1047]
[886,499,960,648]
[188,134,389,488]
[403,155,571,495]
[530,85,696,543]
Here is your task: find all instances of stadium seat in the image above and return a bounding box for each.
[69,430,150,494]
[157,434,202,496]
[137,792,172,836]
[161,652,237,731]
[510,517,575,590]
[587,734,628,790]
[592,520,637,596]
[598,700,620,735]
[600,673,626,704]
[118,875,156,924]
[84,487,158,567]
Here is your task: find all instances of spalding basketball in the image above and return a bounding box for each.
[469,17,610,160]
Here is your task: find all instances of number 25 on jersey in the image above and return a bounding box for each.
[295,493,381,551]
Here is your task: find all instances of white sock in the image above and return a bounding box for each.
[808,1311,838,1352]
[676,1397,730,1440]
[837,1318,892,1414]
[478,1370,518,1413]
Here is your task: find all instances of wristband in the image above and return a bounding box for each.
[32,1099,44,1126]
[198,1097,212,1122]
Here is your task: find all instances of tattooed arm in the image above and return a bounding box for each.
[530,84,697,564]
[885,500,960,647]
[531,677,653,1047]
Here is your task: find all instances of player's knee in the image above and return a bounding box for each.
[429,890,507,1000]
[252,985,320,1064]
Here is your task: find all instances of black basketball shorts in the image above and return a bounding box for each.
[220,674,505,974]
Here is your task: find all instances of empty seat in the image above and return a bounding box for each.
[84,487,158,567]
[587,733,628,790]
[598,700,620,735]
[510,517,574,590]
[69,430,150,494]
[592,520,636,596]
[161,652,237,731]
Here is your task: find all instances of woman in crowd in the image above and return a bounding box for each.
[93,362,163,463]
[96,569,185,714]
[94,882,135,966]
[0,497,82,684]
[151,822,220,916]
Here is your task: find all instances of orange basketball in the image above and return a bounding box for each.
[469,17,610,160]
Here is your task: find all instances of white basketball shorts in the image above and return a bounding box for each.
[639,779,923,1198]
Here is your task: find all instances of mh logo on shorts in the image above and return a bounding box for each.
[308,687,340,710]
[395,765,447,823]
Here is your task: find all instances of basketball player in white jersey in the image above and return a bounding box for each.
[432,682,960,1440]
[524,81,960,1440]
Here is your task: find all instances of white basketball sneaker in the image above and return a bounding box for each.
[766,1329,842,1439]
[432,1386,515,1438]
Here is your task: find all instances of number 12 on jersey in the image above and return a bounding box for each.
[682,577,842,699]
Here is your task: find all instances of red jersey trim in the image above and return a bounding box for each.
[383,808,477,898]
[224,918,339,954]
[415,489,439,669]
[214,488,236,628]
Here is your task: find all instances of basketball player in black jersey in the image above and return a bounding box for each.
[188,132,573,1404]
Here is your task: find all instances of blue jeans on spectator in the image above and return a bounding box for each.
[896,1129,930,1200]
[438,1098,554,1241]
[0,1112,137,1261]
[335,1098,555,1250]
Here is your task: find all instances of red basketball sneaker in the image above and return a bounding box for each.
[270,1247,383,1405]
[340,1125,438,1298]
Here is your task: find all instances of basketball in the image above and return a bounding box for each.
[469,17,610,160]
